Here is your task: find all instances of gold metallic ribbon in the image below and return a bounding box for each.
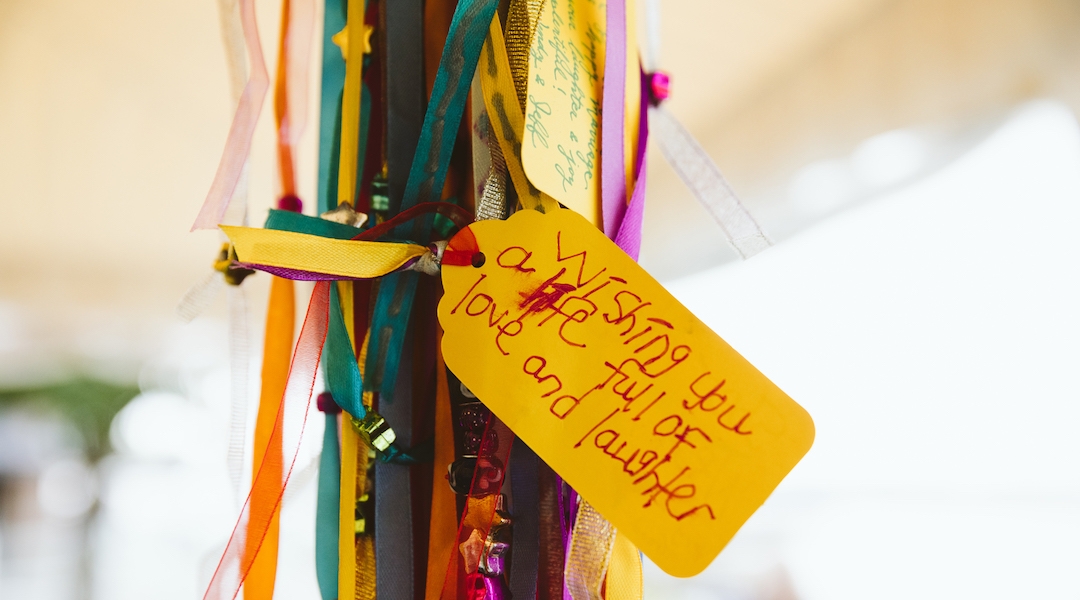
[564,500,617,600]
[478,17,561,214]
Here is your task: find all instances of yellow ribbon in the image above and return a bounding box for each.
[424,335,459,600]
[221,226,427,280]
[336,0,368,207]
[604,530,643,600]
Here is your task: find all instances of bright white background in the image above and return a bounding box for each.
[642,100,1080,599]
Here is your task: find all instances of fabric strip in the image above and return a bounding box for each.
[375,326,416,600]
[478,17,561,214]
[509,441,541,600]
[603,531,643,600]
[424,340,459,600]
[203,281,330,600]
[336,0,367,207]
[536,463,564,600]
[220,226,427,280]
[192,0,269,230]
[316,0,346,212]
[243,276,295,600]
[600,0,628,239]
[316,410,341,600]
[649,104,772,259]
[338,403,360,599]
[612,70,651,261]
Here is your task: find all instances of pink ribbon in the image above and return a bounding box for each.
[192,0,316,230]
[192,0,268,231]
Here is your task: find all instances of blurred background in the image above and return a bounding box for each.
[1,0,1078,598]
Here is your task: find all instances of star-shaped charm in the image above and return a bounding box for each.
[459,528,485,575]
[331,23,374,61]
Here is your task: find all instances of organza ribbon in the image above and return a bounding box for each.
[649,103,771,259]
[179,0,254,514]
[203,282,330,600]
[192,0,268,230]
[563,501,617,600]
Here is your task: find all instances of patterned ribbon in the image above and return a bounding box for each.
[564,501,617,600]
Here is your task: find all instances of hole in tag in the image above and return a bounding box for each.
[471,252,486,268]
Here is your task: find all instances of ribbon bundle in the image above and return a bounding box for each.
[189,0,770,598]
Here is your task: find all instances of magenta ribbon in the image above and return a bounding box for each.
[602,0,651,262]
[613,71,651,261]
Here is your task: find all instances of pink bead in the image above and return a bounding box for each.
[650,71,671,105]
[277,194,303,212]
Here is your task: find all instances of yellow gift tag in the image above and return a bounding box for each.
[439,209,814,577]
[523,0,605,225]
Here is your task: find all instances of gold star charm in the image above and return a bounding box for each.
[459,528,485,575]
[331,23,374,61]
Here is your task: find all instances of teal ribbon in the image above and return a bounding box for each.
[325,283,364,416]
[264,208,365,240]
[315,410,340,600]
[317,0,346,214]
[363,0,500,399]
[314,2,346,595]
